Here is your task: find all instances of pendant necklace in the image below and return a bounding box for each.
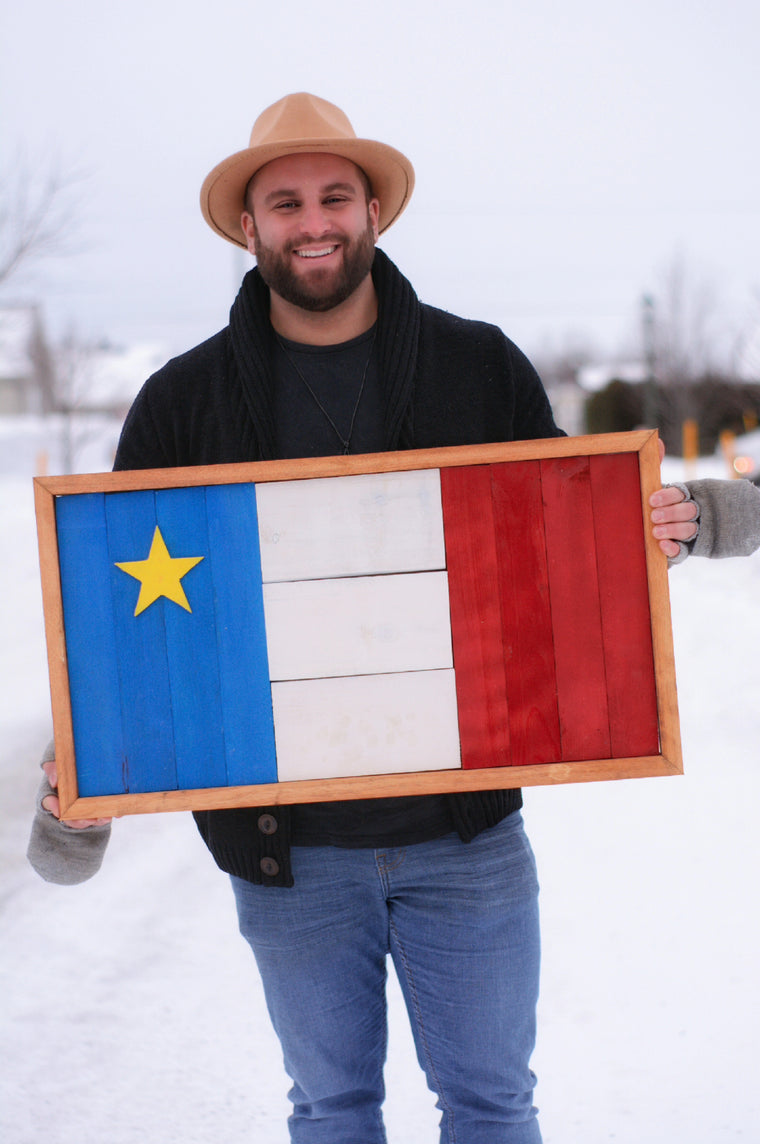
[275,328,377,455]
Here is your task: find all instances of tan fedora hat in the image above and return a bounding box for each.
[200,92,415,248]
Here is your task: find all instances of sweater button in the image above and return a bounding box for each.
[257,813,278,836]
[260,857,280,877]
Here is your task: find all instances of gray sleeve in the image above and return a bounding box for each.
[676,479,760,560]
[26,742,112,886]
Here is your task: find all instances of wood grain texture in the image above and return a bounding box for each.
[204,483,277,787]
[272,669,461,781]
[256,468,445,583]
[589,453,660,757]
[33,431,684,819]
[541,455,611,761]
[35,479,78,815]
[33,432,656,496]
[61,747,682,820]
[491,460,562,765]
[638,433,683,770]
[55,493,126,799]
[263,571,453,682]
[106,490,178,793]
[153,487,228,792]
[440,465,511,769]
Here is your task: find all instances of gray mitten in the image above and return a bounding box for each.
[685,478,760,559]
[26,745,112,885]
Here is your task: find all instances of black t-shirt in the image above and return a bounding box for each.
[273,326,385,458]
[272,325,455,847]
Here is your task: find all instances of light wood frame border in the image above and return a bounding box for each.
[35,430,682,820]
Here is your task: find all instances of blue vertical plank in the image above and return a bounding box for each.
[154,487,228,790]
[205,483,277,785]
[105,491,178,793]
[56,493,126,797]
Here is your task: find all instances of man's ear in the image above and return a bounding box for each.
[240,212,257,255]
[369,198,380,242]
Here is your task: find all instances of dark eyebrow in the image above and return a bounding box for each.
[262,181,360,206]
[321,182,361,196]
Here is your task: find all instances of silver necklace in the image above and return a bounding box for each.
[275,328,377,455]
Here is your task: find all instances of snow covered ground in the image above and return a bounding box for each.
[1,441,759,1143]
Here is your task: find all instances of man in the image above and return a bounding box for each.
[30,93,565,1144]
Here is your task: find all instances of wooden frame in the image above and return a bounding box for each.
[35,430,682,821]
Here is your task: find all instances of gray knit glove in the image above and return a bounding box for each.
[26,741,112,885]
[669,479,760,562]
[664,483,700,565]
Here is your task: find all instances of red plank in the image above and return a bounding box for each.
[491,461,561,765]
[541,456,611,761]
[440,466,511,768]
[590,453,659,757]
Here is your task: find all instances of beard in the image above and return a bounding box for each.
[253,216,377,313]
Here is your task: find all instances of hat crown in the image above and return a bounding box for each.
[201,93,414,247]
[249,93,357,149]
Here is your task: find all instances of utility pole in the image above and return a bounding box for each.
[641,293,657,428]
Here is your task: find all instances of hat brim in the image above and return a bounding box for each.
[200,138,415,248]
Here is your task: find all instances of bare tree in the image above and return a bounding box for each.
[641,252,729,439]
[650,252,722,387]
[632,254,760,454]
[0,150,85,288]
[732,289,760,382]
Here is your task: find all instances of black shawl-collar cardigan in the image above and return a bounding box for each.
[114,249,564,886]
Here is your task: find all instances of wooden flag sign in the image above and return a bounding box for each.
[34,431,682,821]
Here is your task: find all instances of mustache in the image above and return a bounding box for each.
[285,233,346,252]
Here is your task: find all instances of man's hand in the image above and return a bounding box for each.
[41,759,112,830]
[649,486,699,558]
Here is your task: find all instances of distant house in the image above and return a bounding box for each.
[534,357,589,437]
[0,307,169,475]
[542,374,586,437]
[576,361,649,393]
[57,340,167,420]
[0,304,55,414]
[538,359,651,437]
[0,303,167,420]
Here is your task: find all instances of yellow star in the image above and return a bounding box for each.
[115,526,204,617]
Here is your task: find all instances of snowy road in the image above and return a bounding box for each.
[2,460,759,1143]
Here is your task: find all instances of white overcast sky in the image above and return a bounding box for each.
[1,0,758,368]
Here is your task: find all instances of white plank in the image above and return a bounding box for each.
[272,669,461,781]
[263,571,453,682]
[256,469,445,583]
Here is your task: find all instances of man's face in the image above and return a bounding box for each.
[241,152,380,313]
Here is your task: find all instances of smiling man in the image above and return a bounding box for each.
[30,93,566,1144]
[241,152,379,332]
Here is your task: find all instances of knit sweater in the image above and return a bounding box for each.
[671,479,760,560]
[111,249,564,886]
[29,249,564,888]
[115,250,561,467]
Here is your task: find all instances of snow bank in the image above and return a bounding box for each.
[2,455,759,1143]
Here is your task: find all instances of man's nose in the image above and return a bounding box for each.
[296,201,334,237]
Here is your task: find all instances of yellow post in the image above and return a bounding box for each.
[682,419,699,480]
[719,430,737,477]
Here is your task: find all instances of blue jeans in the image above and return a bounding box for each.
[230,812,542,1144]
